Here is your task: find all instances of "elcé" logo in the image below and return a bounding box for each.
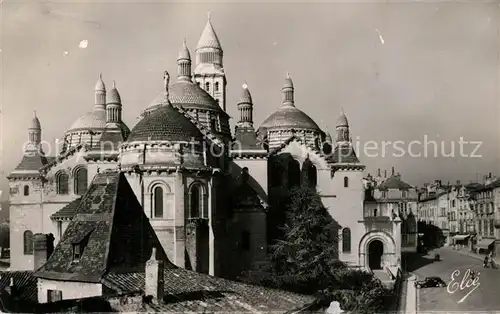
[447,269,480,304]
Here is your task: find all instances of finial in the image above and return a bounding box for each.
[112,80,116,89]
[242,81,248,89]
[150,247,157,260]
[207,11,212,22]
[33,110,37,117]
[341,107,345,115]
[99,73,102,80]
[286,71,290,79]
[183,37,187,46]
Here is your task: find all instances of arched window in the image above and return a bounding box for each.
[214,82,220,92]
[344,176,349,188]
[74,167,88,195]
[241,231,250,251]
[23,185,29,196]
[153,186,164,218]
[24,230,33,255]
[190,184,205,218]
[205,82,210,92]
[288,159,301,188]
[342,228,351,253]
[56,172,69,195]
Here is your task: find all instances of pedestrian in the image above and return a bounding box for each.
[484,256,489,268]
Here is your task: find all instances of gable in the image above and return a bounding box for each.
[35,171,173,283]
[269,137,329,169]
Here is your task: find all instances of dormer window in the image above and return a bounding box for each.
[72,243,82,261]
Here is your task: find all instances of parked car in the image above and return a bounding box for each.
[414,277,446,289]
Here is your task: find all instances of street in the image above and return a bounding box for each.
[404,247,500,312]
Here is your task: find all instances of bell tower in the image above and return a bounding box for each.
[194,12,227,112]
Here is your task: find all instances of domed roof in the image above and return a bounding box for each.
[30,112,41,130]
[239,84,252,104]
[95,74,105,91]
[127,104,203,142]
[260,104,320,131]
[178,39,191,60]
[337,111,349,127]
[147,80,222,112]
[68,110,107,131]
[108,81,121,104]
[196,13,222,51]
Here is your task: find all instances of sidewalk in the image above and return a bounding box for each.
[397,273,417,314]
[441,246,484,261]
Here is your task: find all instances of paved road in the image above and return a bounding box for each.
[404,247,500,312]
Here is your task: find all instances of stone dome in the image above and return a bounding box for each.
[68,110,107,131]
[260,104,320,131]
[30,115,41,130]
[95,74,105,91]
[239,85,252,104]
[127,104,203,142]
[108,87,121,104]
[147,80,222,112]
[337,112,349,127]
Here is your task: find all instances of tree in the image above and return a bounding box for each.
[242,185,392,313]
[267,185,344,294]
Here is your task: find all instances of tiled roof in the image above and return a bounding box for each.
[102,267,315,312]
[0,271,37,302]
[35,171,174,282]
[128,104,203,143]
[234,127,259,150]
[259,104,320,131]
[329,143,360,164]
[377,175,413,190]
[51,197,82,220]
[147,81,224,113]
[196,18,222,50]
[67,110,107,132]
[8,153,55,179]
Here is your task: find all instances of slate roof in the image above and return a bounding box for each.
[35,171,174,282]
[101,267,315,312]
[50,197,82,221]
[377,175,413,190]
[0,271,37,302]
[127,104,204,143]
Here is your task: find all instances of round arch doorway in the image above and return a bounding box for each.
[368,240,384,270]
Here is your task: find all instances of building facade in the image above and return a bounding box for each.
[8,15,401,279]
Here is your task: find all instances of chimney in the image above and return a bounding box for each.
[397,172,401,179]
[33,233,54,270]
[456,180,461,185]
[384,170,387,178]
[392,166,395,176]
[489,172,492,178]
[377,168,381,176]
[145,247,164,303]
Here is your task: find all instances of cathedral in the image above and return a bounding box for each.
[8,15,403,280]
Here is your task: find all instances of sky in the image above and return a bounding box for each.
[1,0,499,201]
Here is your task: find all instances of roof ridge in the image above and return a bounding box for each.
[102,172,121,273]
